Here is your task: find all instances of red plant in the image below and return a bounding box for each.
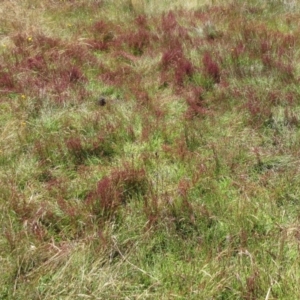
[282,33,296,49]
[117,28,152,56]
[27,54,47,72]
[161,42,194,86]
[242,88,272,127]
[231,42,246,60]
[86,176,118,215]
[159,11,191,46]
[4,31,91,102]
[262,53,273,69]
[66,137,85,164]
[88,39,110,51]
[267,90,282,105]
[175,59,194,86]
[134,14,148,29]
[88,20,115,52]
[284,108,299,127]
[202,52,220,83]
[33,34,61,51]
[92,20,109,35]
[161,11,178,34]
[86,165,148,219]
[64,43,97,65]
[0,69,15,91]
[161,46,181,69]
[260,40,271,54]
[275,60,295,82]
[131,87,150,104]
[184,86,208,117]
[69,65,86,83]
[101,65,134,86]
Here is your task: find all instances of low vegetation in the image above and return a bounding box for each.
[1,0,300,298]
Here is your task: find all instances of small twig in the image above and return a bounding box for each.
[265,287,271,300]
[112,237,158,281]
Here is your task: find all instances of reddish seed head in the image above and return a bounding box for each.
[202,52,220,84]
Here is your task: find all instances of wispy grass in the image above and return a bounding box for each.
[1,0,300,299]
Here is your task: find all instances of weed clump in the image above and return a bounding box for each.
[202,51,220,85]
[86,165,148,219]
[0,69,15,91]
[161,42,194,87]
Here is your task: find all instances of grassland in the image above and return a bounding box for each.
[1,0,300,299]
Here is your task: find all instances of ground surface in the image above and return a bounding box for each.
[1,0,300,299]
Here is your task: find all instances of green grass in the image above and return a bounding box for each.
[1,0,300,299]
